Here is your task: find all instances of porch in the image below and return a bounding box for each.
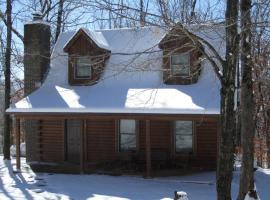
[14,114,218,177]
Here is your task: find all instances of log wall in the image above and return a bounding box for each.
[35,117,218,170]
[39,120,65,162]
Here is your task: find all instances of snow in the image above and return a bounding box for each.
[174,191,189,200]
[7,26,222,115]
[25,20,50,26]
[0,156,269,200]
[64,28,110,51]
[244,193,259,200]
[10,143,26,157]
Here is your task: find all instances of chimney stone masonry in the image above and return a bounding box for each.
[24,12,51,96]
[24,13,50,162]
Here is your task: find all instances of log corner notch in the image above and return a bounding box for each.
[145,120,152,178]
[15,118,21,171]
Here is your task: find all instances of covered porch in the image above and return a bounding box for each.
[13,113,218,177]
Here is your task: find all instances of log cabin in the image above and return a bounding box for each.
[7,14,224,176]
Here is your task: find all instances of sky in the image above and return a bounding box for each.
[0,0,226,81]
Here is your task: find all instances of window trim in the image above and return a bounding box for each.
[118,119,138,153]
[74,56,93,79]
[173,120,194,154]
[170,53,191,77]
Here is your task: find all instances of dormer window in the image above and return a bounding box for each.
[63,28,111,85]
[75,56,92,79]
[159,26,202,85]
[170,53,190,76]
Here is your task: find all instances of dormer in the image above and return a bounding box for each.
[63,28,111,85]
[159,25,202,85]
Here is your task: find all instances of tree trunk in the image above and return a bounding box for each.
[216,0,239,199]
[55,0,64,43]
[140,0,145,26]
[238,0,255,199]
[190,0,197,20]
[3,0,12,160]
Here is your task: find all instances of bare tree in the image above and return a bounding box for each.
[238,0,255,199]
[78,1,239,199]
[55,0,64,43]
[140,0,145,26]
[216,0,239,199]
[253,0,270,169]
[190,0,197,20]
[3,0,12,159]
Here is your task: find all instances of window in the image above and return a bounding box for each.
[119,119,137,152]
[174,121,193,153]
[170,53,190,76]
[75,56,92,79]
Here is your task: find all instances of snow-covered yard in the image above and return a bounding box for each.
[0,156,269,200]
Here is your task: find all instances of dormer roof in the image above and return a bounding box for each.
[63,28,111,52]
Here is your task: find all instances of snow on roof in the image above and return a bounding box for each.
[25,20,50,26]
[7,26,223,115]
[64,28,110,51]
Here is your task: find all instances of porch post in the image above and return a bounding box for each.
[15,118,21,170]
[145,120,152,178]
[80,120,86,174]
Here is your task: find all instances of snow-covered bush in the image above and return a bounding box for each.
[10,143,26,157]
[244,190,260,200]
[174,191,189,200]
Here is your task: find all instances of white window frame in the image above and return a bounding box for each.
[174,120,194,153]
[170,53,190,76]
[118,119,137,152]
[74,56,92,79]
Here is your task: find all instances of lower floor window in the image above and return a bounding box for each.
[174,121,193,153]
[119,119,137,152]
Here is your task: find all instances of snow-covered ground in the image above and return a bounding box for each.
[0,156,269,200]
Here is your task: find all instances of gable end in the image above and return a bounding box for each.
[63,29,111,85]
[159,26,203,85]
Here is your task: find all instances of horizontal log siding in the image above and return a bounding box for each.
[139,120,171,152]
[86,120,116,164]
[139,119,217,169]
[193,120,218,168]
[149,121,171,151]
[39,120,64,162]
[34,117,218,171]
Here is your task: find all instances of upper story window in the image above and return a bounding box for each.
[170,53,190,76]
[119,119,137,152]
[75,56,92,79]
[174,120,193,153]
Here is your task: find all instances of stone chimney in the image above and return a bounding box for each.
[24,12,51,96]
[24,13,50,162]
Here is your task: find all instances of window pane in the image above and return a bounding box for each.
[176,135,193,153]
[175,121,193,134]
[76,57,91,78]
[76,65,91,77]
[119,120,136,151]
[171,53,190,76]
[77,57,90,65]
[171,54,189,65]
[120,120,136,134]
[171,65,189,76]
[175,121,193,153]
[120,134,136,151]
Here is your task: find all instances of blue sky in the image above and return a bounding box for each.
[0,0,226,81]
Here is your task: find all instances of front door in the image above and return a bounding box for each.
[66,119,82,164]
